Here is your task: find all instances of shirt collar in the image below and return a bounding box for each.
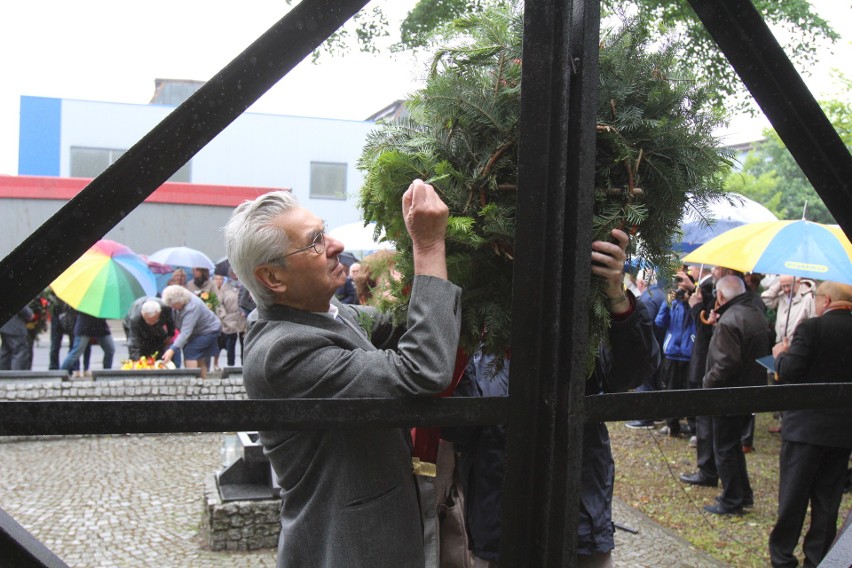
[315,303,339,320]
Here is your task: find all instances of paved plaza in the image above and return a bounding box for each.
[3,331,724,566]
[0,432,724,567]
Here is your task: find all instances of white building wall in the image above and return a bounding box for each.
[56,99,376,230]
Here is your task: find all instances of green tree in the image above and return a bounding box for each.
[726,76,850,223]
[357,6,730,369]
[300,0,838,112]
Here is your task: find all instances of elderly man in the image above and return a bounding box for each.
[702,275,770,515]
[123,297,178,364]
[761,274,816,346]
[223,179,461,567]
[769,281,852,568]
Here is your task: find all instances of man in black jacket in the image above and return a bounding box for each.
[769,280,852,568]
[701,275,769,515]
[123,297,178,363]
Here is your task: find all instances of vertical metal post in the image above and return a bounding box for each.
[688,0,852,233]
[500,0,600,565]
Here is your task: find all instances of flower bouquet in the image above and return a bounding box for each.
[120,354,176,370]
[198,290,219,312]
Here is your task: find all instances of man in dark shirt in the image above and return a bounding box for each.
[123,297,178,363]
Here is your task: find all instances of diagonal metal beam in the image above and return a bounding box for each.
[501,0,600,564]
[688,0,852,234]
[0,0,370,325]
[0,506,70,568]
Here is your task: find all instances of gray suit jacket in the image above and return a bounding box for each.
[243,276,462,568]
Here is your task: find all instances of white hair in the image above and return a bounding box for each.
[161,285,193,307]
[140,300,163,317]
[222,190,300,309]
[716,275,746,301]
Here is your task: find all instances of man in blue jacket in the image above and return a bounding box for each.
[654,272,697,437]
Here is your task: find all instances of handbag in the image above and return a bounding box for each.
[436,440,474,568]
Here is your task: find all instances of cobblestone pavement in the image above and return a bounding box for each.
[0,433,725,567]
[0,434,275,567]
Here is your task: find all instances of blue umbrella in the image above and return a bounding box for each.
[148,246,215,272]
[676,193,777,253]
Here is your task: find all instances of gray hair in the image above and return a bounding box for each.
[222,190,300,309]
[140,300,163,317]
[161,285,193,307]
[716,275,746,301]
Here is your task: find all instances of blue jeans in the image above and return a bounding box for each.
[61,335,115,371]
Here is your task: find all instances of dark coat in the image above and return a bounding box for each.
[775,309,852,448]
[687,277,715,387]
[334,277,359,305]
[73,312,111,338]
[703,292,770,389]
[444,293,660,558]
[123,297,177,359]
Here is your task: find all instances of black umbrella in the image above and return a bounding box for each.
[214,257,231,277]
[338,252,360,267]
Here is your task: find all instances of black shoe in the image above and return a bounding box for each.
[625,419,656,429]
[704,503,744,515]
[716,495,753,508]
[679,472,718,487]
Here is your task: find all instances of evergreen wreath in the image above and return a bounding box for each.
[357,4,731,369]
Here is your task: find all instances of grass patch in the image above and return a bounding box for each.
[610,412,852,567]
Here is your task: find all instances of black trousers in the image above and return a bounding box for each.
[662,358,690,434]
[712,414,753,510]
[695,414,717,480]
[769,440,852,568]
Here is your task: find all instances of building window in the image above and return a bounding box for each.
[310,162,347,200]
[70,146,191,182]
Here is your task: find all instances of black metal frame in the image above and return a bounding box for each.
[2,0,851,566]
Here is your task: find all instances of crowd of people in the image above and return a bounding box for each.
[2,185,849,567]
[1,264,247,379]
[624,263,851,567]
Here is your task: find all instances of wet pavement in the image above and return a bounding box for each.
[0,432,724,568]
[2,331,724,566]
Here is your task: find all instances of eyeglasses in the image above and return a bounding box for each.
[282,229,326,258]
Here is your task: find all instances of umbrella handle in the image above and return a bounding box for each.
[699,299,720,325]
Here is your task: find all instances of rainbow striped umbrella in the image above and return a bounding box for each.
[683,220,852,284]
[51,240,157,319]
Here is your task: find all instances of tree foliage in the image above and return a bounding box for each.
[357,4,730,370]
[599,0,839,111]
[725,75,850,224]
[299,0,838,112]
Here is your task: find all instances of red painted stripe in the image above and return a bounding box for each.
[0,175,276,207]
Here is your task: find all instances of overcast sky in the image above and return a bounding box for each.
[0,0,848,176]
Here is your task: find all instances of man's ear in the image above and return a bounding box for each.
[254,264,288,295]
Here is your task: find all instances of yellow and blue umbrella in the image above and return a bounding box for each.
[683,220,852,284]
[51,240,158,319]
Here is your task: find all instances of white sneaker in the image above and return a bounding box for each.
[689,436,697,448]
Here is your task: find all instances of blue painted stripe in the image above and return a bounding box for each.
[18,96,61,176]
[753,221,852,283]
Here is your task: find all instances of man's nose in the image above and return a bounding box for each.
[326,236,344,255]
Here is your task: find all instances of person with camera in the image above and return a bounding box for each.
[654,269,697,438]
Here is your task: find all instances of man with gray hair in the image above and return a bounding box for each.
[702,274,770,515]
[223,179,461,567]
[123,296,178,364]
